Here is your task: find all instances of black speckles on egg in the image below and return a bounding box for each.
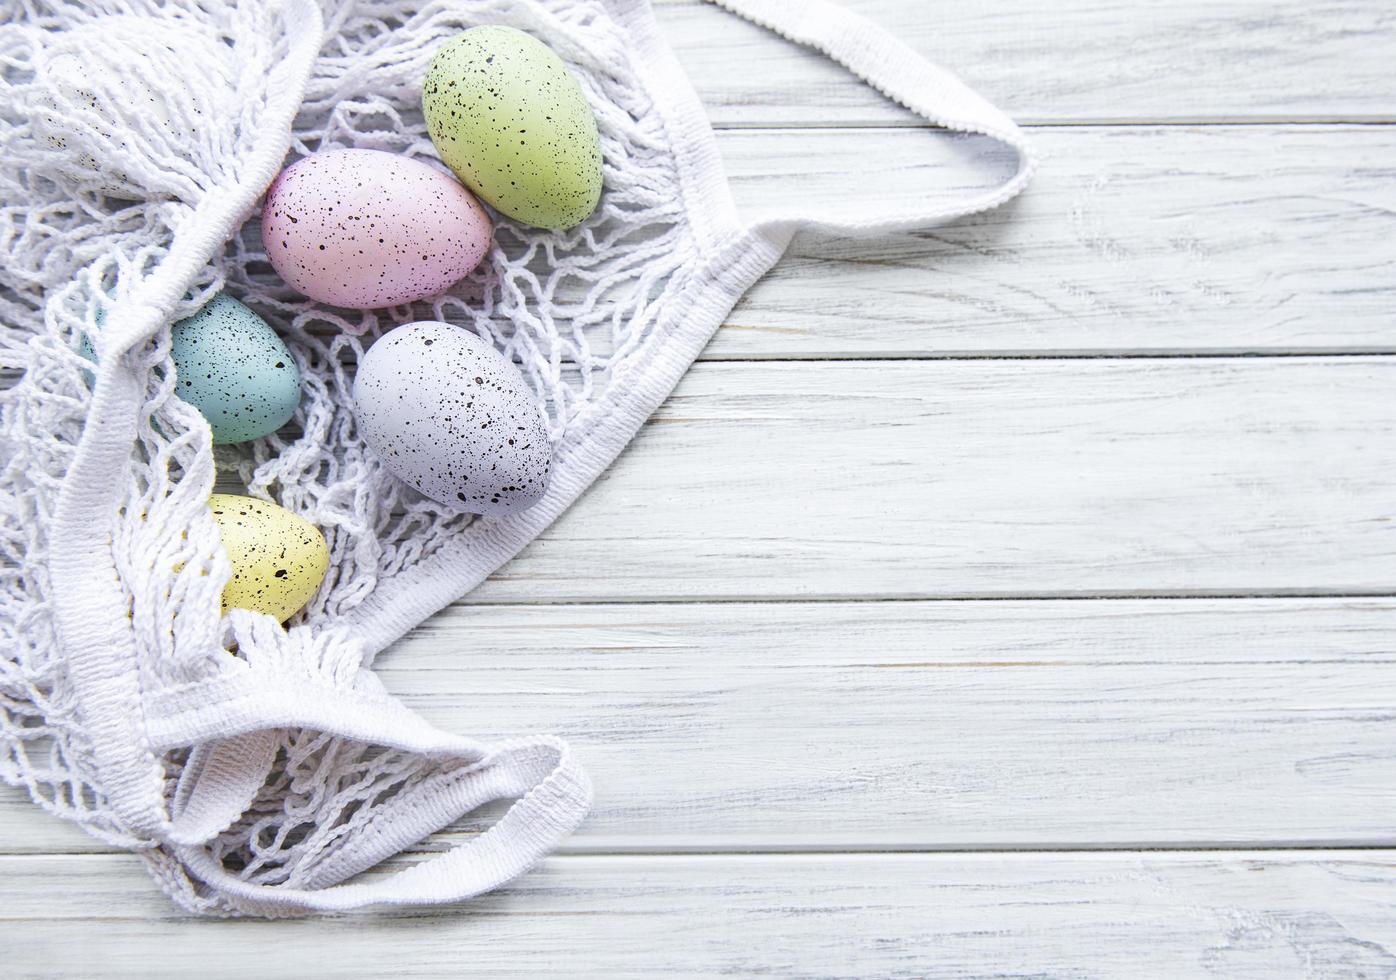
[352,321,552,516]
[170,293,300,444]
[422,25,603,230]
[209,493,329,622]
[261,148,493,309]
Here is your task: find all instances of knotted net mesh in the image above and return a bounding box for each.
[0,0,702,912]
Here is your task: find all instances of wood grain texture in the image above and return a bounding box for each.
[6,0,1393,961]
[227,124,1396,360]
[460,357,1396,603]
[2,851,1394,977]
[3,598,1393,854]
[714,125,1396,357]
[657,0,1396,126]
[8,122,1390,381]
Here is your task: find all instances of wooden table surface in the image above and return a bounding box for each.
[5,1,1395,976]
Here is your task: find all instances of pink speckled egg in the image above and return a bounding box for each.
[261,148,492,309]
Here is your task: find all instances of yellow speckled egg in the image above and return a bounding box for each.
[210,493,328,622]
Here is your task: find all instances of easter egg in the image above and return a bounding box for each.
[423,26,603,230]
[170,294,300,444]
[210,494,329,622]
[82,294,299,444]
[261,149,492,308]
[352,321,551,515]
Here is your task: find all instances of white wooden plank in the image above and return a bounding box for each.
[208,124,1396,359]
[713,125,1396,358]
[359,597,1396,851]
[39,126,1396,362]
[250,124,1396,361]
[656,0,1396,126]
[80,360,1396,605]
[4,598,1393,853]
[2,851,1394,976]
[0,790,95,854]
[467,357,1396,603]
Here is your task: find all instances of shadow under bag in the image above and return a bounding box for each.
[0,0,1034,915]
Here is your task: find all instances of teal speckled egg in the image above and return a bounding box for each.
[423,25,603,230]
[82,294,300,444]
[170,294,300,443]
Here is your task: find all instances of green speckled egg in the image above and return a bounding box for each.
[210,493,328,622]
[82,294,300,444]
[423,25,602,230]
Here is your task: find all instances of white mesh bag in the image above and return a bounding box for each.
[0,0,1034,915]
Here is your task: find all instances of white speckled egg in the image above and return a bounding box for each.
[262,149,492,309]
[353,321,551,515]
[210,493,329,622]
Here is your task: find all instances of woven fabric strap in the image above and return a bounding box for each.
[713,0,1036,240]
[174,735,589,914]
[0,0,1035,916]
[166,0,1035,912]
